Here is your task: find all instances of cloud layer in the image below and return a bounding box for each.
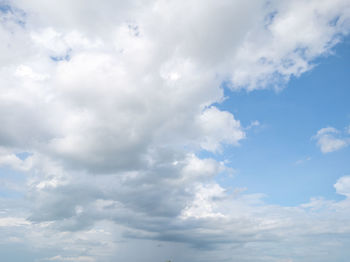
[1,0,350,261]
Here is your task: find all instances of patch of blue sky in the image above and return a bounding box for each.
[0,2,26,27]
[0,167,26,199]
[50,54,71,62]
[211,36,350,206]
[264,10,278,28]
[0,4,11,14]
[329,15,341,27]
[15,152,32,161]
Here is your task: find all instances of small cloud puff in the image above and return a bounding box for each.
[334,176,350,198]
[313,126,349,153]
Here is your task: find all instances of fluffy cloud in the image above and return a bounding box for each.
[334,176,350,197]
[0,0,350,261]
[313,126,349,153]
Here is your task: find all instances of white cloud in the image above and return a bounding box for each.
[0,217,30,227]
[313,126,349,153]
[295,156,311,165]
[180,183,226,219]
[0,148,33,171]
[197,106,245,152]
[14,64,49,81]
[334,176,350,197]
[0,0,350,261]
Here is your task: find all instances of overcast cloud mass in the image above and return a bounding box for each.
[1,0,350,261]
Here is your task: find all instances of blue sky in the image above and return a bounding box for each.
[215,36,350,205]
[1,1,350,262]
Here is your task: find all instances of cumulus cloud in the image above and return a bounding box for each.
[0,0,350,261]
[334,176,350,197]
[313,126,350,153]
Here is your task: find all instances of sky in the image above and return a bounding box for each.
[0,0,350,262]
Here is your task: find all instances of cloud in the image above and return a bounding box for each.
[0,0,350,261]
[295,156,311,165]
[334,176,350,197]
[196,107,245,152]
[0,217,30,227]
[313,126,349,153]
[44,256,96,262]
